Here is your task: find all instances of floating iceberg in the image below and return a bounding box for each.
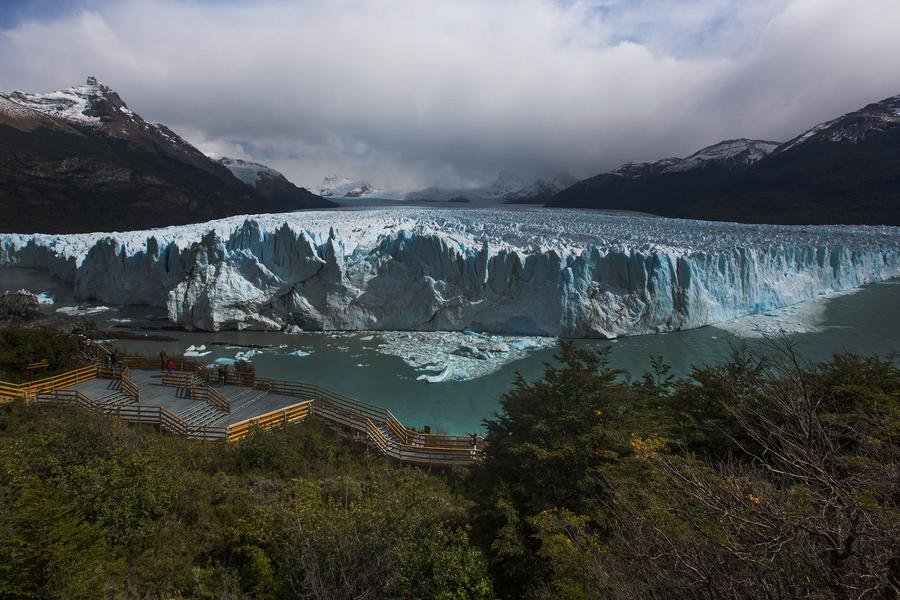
[36,291,56,305]
[211,357,237,366]
[376,330,556,382]
[234,349,264,362]
[417,364,453,383]
[1,207,898,338]
[184,344,212,357]
[56,305,112,316]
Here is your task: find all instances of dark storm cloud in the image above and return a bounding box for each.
[1,0,898,190]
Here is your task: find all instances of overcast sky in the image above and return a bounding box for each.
[1,0,899,191]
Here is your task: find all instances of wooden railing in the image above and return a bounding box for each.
[207,387,230,412]
[121,367,140,403]
[124,356,213,384]
[245,375,483,464]
[191,385,231,413]
[97,364,125,379]
[223,369,483,462]
[225,401,313,443]
[366,418,389,453]
[0,365,98,402]
[303,384,478,451]
[76,341,113,367]
[162,371,197,388]
[9,352,482,464]
[34,388,227,441]
[386,412,413,444]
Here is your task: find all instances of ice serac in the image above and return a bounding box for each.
[1,208,899,337]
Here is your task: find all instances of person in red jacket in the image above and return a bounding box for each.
[166,358,175,376]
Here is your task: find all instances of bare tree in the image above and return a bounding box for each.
[597,341,899,599]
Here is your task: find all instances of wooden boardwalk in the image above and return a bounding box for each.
[7,353,483,467]
[69,370,305,427]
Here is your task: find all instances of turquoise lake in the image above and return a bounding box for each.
[3,267,899,434]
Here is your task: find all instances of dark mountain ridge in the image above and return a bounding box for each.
[548,96,900,225]
[0,78,333,234]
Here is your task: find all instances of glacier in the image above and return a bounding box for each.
[1,207,899,338]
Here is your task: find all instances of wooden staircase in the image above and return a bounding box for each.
[177,402,228,429]
[96,390,136,407]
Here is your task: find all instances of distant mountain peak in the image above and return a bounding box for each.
[502,172,577,205]
[489,170,528,195]
[9,76,132,127]
[319,175,381,198]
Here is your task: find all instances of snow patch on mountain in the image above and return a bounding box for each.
[0,94,42,122]
[611,158,681,179]
[9,79,106,126]
[15,76,127,129]
[666,139,780,172]
[217,157,282,187]
[611,139,780,179]
[778,95,900,153]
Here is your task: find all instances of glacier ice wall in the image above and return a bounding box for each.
[1,208,899,337]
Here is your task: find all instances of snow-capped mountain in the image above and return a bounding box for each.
[504,172,578,204]
[319,175,382,198]
[7,76,216,174]
[488,171,529,197]
[611,139,780,179]
[776,94,900,153]
[9,76,125,126]
[219,158,334,211]
[0,77,333,233]
[549,93,900,225]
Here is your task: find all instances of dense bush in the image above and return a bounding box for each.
[0,326,79,383]
[0,406,492,599]
[1,335,896,599]
[469,342,900,599]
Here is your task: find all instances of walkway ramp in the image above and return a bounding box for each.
[8,354,484,466]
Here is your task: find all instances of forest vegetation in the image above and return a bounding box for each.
[1,328,897,599]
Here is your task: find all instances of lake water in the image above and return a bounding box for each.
[3,267,899,434]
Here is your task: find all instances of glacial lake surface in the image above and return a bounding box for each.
[3,267,899,434]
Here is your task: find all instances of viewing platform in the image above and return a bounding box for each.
[2,354,483,467]
[70,368,306,429]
